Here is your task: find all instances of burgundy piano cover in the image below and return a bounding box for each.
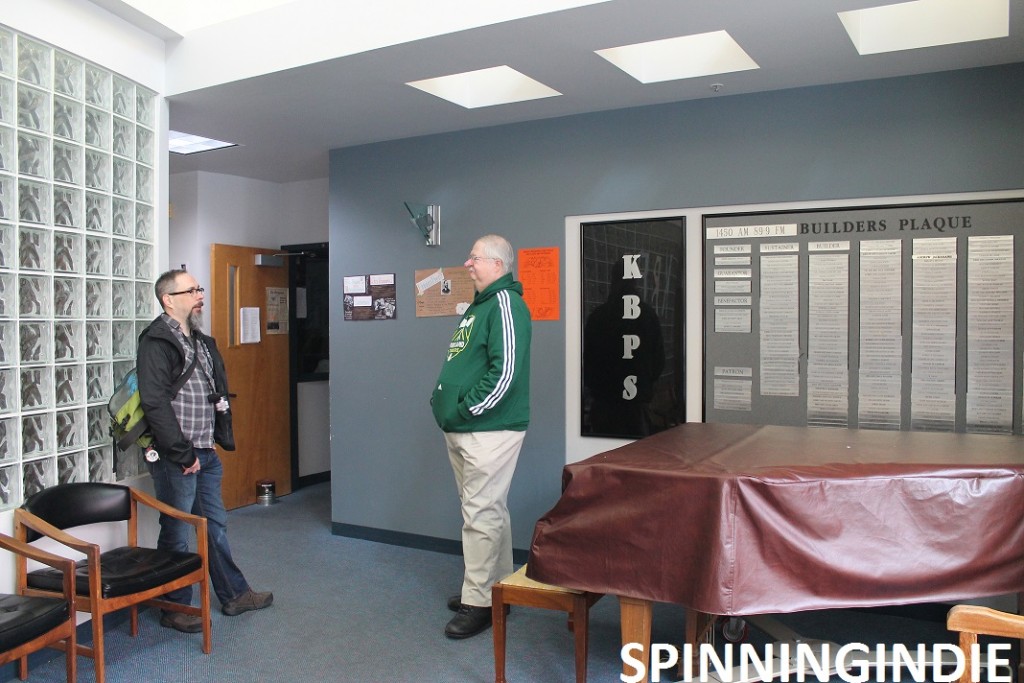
[528,423,1024,615]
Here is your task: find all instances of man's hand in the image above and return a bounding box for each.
[183,458,201,475]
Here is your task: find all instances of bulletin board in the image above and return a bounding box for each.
[343,273,396,320]
[702,198,1024,434]
[414,266,475,317]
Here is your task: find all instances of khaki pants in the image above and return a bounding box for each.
[445,430,526,607]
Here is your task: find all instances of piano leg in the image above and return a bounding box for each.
[685,608,717,678]
[1018,592,1024,683]
[620,595,653,683]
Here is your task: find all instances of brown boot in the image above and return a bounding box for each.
[222,588,274,616]
[160,611,203,633]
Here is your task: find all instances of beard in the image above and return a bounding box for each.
[188,309,204,332]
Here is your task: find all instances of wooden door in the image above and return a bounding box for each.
[209,244,291,509]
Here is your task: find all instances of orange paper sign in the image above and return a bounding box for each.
[517,247,559,321]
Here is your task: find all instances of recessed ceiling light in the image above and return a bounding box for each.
[595,30,759,84]
[406,65,561,109]
[168,130,238,155]
[839,0,1009,55]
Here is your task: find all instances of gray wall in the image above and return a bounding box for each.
[328,63,1024,551]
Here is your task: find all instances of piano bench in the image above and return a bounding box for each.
[491,564,603,683]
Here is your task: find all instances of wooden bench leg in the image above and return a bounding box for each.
[491,568,601,683]
[492,584,508,683]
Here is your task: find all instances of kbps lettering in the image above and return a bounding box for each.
[620,254,643,400]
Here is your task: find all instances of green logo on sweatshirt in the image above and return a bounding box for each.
[447,315,474,361]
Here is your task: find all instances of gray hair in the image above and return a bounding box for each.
[477,234,513,275]
[154,269,187,305]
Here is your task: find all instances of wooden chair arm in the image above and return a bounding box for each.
[14,508,98,557]
[947,605,1024,640]
[0,532,77,576]
[0,530,78,607]
[131,487,207,530]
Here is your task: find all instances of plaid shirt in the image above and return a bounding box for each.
[162,314,216,449]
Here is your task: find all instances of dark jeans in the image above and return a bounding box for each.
[147,447,249,606]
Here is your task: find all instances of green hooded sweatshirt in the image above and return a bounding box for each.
[431,273,531,433]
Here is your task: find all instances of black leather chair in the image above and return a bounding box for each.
[0,532,76,682]
[14,483,211,683]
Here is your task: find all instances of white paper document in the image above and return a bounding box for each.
[910,237,957,431]
[759,253,800,396]
[806,252,849,426]
[965,235,1014,433]
[858,240,903,429]
[240,307,261,344]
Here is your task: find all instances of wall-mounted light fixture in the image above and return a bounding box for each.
[404,202,440,246]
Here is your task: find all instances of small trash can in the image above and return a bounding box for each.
[256,480,276,506]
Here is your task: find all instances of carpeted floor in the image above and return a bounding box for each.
[1,482,981,682]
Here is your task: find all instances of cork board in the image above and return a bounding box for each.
[414,266,475,317]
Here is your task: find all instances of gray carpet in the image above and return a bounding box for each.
[2,482,970,682]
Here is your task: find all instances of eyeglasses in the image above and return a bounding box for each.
[467,255,500,263]
[167,287,205,297]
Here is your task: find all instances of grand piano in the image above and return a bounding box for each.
[527,423,1024,681]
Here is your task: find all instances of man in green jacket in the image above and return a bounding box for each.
[432,234,532,639]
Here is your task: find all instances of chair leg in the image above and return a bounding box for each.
[67,626,77,683]
[66,640,77,683]
[492,584,508,683]
[17,655,27,680]
[573,594,589,683]
[200,577,212,654]
[130,605,138,637]
[92,615,105,683]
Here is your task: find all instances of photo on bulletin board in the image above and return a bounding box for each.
[580,217,685,439]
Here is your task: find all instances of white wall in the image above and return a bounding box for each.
[167,170,331,485]
[168,171,328,322]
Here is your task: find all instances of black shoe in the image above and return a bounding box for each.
[444,605,492,639]
[159,611,203,634]
[448,594,509,614]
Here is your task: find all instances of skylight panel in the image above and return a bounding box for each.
[839,0,1009,55]
[168,130,237,155]
[407,65,561,109]
[595,30,759,84]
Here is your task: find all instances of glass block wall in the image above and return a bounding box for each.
[0,24,158,509]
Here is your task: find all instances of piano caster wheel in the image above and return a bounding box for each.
[718,616,748,643]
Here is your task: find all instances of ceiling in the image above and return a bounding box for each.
[154,0,1024,183]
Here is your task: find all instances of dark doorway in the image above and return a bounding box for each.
[283,242,330,489]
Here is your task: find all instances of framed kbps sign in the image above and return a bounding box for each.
[580,217,686,439]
